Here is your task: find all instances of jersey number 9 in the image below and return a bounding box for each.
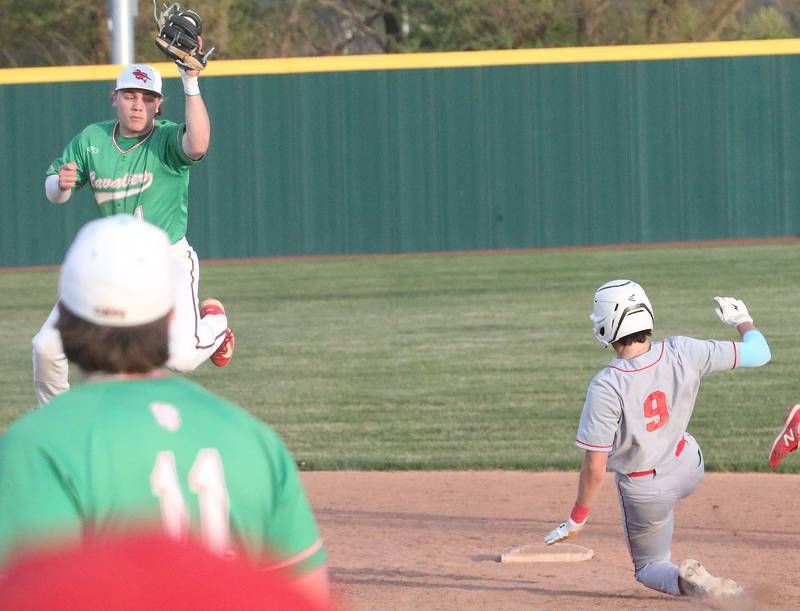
[643,390,670,432]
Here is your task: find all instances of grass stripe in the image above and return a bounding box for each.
[1,242,797,471]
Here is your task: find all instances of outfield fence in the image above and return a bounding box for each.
[2,40,800,267]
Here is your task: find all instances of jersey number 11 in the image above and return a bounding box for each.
[151,449,230,555]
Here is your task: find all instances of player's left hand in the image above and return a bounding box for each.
[179,37,203,77]
[713,296,753,327]
[155,5,214,72]
[544,517,586,545]
[177,64,200,78]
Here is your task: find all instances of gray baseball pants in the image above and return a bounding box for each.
[615,434,704,595]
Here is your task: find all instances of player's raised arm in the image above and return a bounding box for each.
[180,65,210,160]
[154,5,212,160]
[713,296,770,367]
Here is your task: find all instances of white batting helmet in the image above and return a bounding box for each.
[590,279,654,347]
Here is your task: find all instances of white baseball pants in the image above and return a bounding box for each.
[32,238,228,404]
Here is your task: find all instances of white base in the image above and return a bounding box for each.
[500,542,594,563]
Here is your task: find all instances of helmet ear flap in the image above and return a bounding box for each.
[590,310,612,347]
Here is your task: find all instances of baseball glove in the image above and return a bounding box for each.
[154,3,214,71]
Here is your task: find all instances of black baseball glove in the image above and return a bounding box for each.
[154,3,214,71]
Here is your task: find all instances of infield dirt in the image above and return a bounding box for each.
[304,471,800,610]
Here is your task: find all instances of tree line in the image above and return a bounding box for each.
[1,0,799,68]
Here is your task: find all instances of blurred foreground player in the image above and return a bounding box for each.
[0,531,329,611]
[0,216,328,607]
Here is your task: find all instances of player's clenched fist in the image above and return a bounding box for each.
[58,162,78,191]
[713,296,753,327]
[544,517,586,545]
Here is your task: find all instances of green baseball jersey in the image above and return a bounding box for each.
[46,120,200,243]
[0,376,325,572]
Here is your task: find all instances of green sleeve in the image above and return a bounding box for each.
[0,432,83,568]
[264,435,327,572]
[161,123,202,171]
[45,131,89,189]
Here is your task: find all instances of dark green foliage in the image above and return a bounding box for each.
[2,1,800,67]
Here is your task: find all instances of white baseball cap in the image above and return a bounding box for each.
[59,216,175,327]
[115,64,163,96]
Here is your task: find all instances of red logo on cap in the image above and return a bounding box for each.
[132,69,151,83]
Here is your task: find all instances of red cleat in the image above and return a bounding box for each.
[769,404,800,470]
[200,299,234,367]
[200,298,225,318]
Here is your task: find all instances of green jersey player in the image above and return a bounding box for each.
[2,216,329,607]
[32,62,233,405]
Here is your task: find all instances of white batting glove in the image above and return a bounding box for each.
[544,517,586,546]
[713,296,753,327]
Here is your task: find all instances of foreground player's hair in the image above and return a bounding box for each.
[57,304,169,374]
[54,215,175,374]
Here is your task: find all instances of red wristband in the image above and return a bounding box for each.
[570,503,590,524]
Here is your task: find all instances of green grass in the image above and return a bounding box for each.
[2,242,798,471]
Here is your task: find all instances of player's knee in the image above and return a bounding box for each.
[166,349,199,373]
[167,357,195,374]
[634,560,681,596]
[634,561,663,587]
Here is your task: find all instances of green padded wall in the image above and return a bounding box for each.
[1,53,799,266]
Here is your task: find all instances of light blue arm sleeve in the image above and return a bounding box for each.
[736,330,771,368]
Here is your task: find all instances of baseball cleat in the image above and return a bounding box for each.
[200,299,234,367]
[678,559,743,598]
[209,328,234,367]
[768,404,800,470]
[200,298,225,318]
